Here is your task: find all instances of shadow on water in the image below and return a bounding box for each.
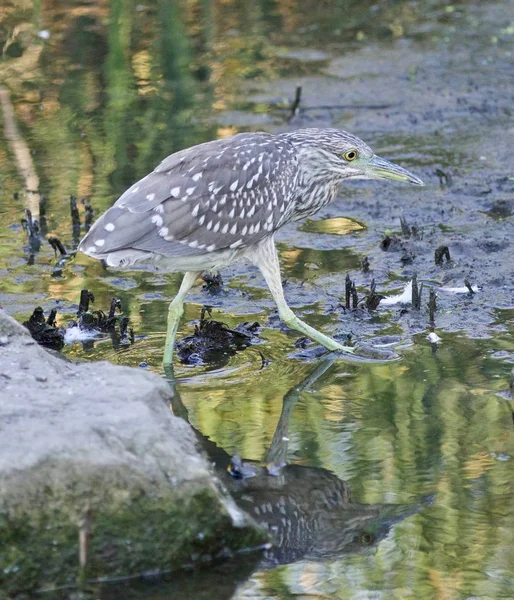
[168,360,430,569]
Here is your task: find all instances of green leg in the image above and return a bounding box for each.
[163,271,201,365]
[247,238,354,353]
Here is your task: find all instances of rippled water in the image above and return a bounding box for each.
[1,0,514,598]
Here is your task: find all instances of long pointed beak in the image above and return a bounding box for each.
[369,156,424,186]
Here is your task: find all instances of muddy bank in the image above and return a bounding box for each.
[0,311,266,596]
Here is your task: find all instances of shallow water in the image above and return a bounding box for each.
[1,0,514,598]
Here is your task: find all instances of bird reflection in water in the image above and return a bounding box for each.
[167,360,430,569]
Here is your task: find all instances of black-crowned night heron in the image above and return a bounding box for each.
[79,128,423,364]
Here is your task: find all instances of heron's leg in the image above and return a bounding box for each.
[163,271,201,365]
[247,238,353,353]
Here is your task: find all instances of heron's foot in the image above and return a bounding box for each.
[281,313,354,353]
[323,343,400,363]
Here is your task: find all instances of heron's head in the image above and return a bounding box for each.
[283,128,424,186]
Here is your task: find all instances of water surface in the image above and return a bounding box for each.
[1,0,514,598]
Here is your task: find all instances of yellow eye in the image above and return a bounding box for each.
[343,150,358,161]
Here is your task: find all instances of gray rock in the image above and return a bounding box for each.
[0,310,266,596]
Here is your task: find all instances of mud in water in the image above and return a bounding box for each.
[1,0,514,598]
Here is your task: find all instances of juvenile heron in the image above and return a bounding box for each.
[79,128,423,364]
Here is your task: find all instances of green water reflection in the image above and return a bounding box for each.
[1,0,514,599]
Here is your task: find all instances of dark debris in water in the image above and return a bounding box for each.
[435,168,453,188]
[342,274,384,311]
[400,216,420,238]
[23,307,64,351]
[202,272,224,294]
[380,234,404,252]
[23,289,134,351]
[21,208,41,264]
[176,306,260,365]
[434,245,451,266]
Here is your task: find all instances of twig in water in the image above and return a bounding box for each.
[78,289,95,315]
[344,274,360,309]
[364,279,384,310]
[345,274,352,309]
[412,273,423,309]
[48,235,67,256]
[278,103,394,112]
[400,216,411,237]
[70,195,81,242]
[108,298,122,320]
[258,350,271,369]
[83,199,94,232]
[21,208,41,253]
[435,168,453,188]
[351,281,358,309]
[362,256,370,273]
[47,308,57,328]
[464,279,475,295]
[290,85,302,119]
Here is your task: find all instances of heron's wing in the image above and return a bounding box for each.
[79,133,298,258]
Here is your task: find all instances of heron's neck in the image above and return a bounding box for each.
[292,152,340,220]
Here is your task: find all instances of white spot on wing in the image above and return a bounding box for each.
[230,180,238,192]
[221,223,229,234]
[104,223,115,232]
[151,214,163,227]
[146,193,155,201]
[159,227,169,237]
[192,172,203,181]
[206,244,216,252]
[192,204,200,217]
[131,186,139,194]
[230,239,243,248]
[230,224,237,235]
[186,186,196,195]
[95,239,105,247]
[170,187,181,198]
